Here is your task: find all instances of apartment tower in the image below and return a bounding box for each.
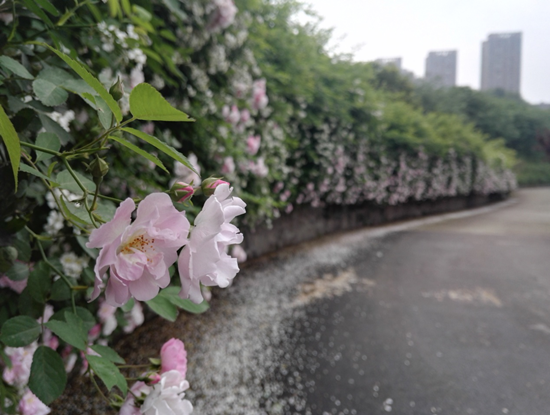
[480,32,522,94]
[425,51,457,87]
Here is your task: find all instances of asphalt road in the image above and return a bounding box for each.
[185,188,550,415]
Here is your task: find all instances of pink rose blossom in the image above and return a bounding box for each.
[0,274,28,293]
[221,156,235,174]
[223,104,240,124]
[171,181,195,203]
[18,390,50,415]
[87,193,190,307]
[160,338,187,379]
[141,370,193,415]
[231,245,247,263]
[208,0,238,32]
[120,381,151,415]
[98,300,118,335]
[246,135,261,155]
[173,155,201,187]
[251,79,268,111]
[178,184,246,303]
[201,178,230,197]
[248,157,269,177]
[141,122,155,135]
[240,109,250,123]
[3,342,37,387]
[123,301,145,333]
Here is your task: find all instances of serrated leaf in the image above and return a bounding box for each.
[32,42,122,122]
[45,314,87,350]
[35,132,60,162]
[0,56,34,80]
[0,316,40,347]
[33,78,69,106]
[0,105,20,191]
[109,135,168,173]
[87,355,127,394]
[19,164,59,185]
[50,306,96,331]
[37,66,73,86]
[129,83,193,122]
[5,261,29,281]
[146,295,177,322]
[122,127,198,174]
[27,261,51,304]
[55,169,95,195]
[90,345,125,364]
[62,79,95,96]
[160,287,210,314]
[28,346,67,405]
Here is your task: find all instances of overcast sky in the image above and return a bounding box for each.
[300,0,550,104]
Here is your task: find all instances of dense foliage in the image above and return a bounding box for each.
[412,78,550,185]
[0,0,518,413]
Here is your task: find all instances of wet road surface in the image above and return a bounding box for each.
[186,188,550,415]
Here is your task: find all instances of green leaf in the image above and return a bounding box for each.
[32,42,122,122]
[63,79,95,96]
[21,0,54,27]
[0,56,34,80]
[35,132,60,162]
[57,194,89,227]
[109,135,168,173]
[51,306,96,331]
[34,0,59,16]
[129,83,193,122]
[76,235,98,259]
[0,105,21,191]
[122,127,197,174]
[38,113,72,146]
[28,346,67,405]
[87,355,127,394]
[0,316,40,347]
[55,169,96,195]
[27,261,51,303]
[19,164,59,185]
[94,199,116,223]
[160,287,210,314]
[95,95,113,130]
[90,345,125,364]
[5,261,29,281]
[37,66,73,86]
[45,313,88,350]
[50,278,71,301]
[160,0,187,20]
[146,295,177,322]
[120,298,134,313]
[33,78,69,107]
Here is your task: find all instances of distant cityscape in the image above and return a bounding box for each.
[374,32,535,103]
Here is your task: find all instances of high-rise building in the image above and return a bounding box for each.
[480,32,522,94]
[375,57,402,70]
[425,51,457,87]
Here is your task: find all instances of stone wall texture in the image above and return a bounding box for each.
[242,192,509,259]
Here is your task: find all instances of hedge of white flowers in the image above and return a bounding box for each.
[0,0,515,413]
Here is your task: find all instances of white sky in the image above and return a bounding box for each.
[300,0,550,104]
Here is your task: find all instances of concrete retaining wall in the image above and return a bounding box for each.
[241,192,509,259]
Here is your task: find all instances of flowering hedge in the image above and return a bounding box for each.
[0,0,516,413]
